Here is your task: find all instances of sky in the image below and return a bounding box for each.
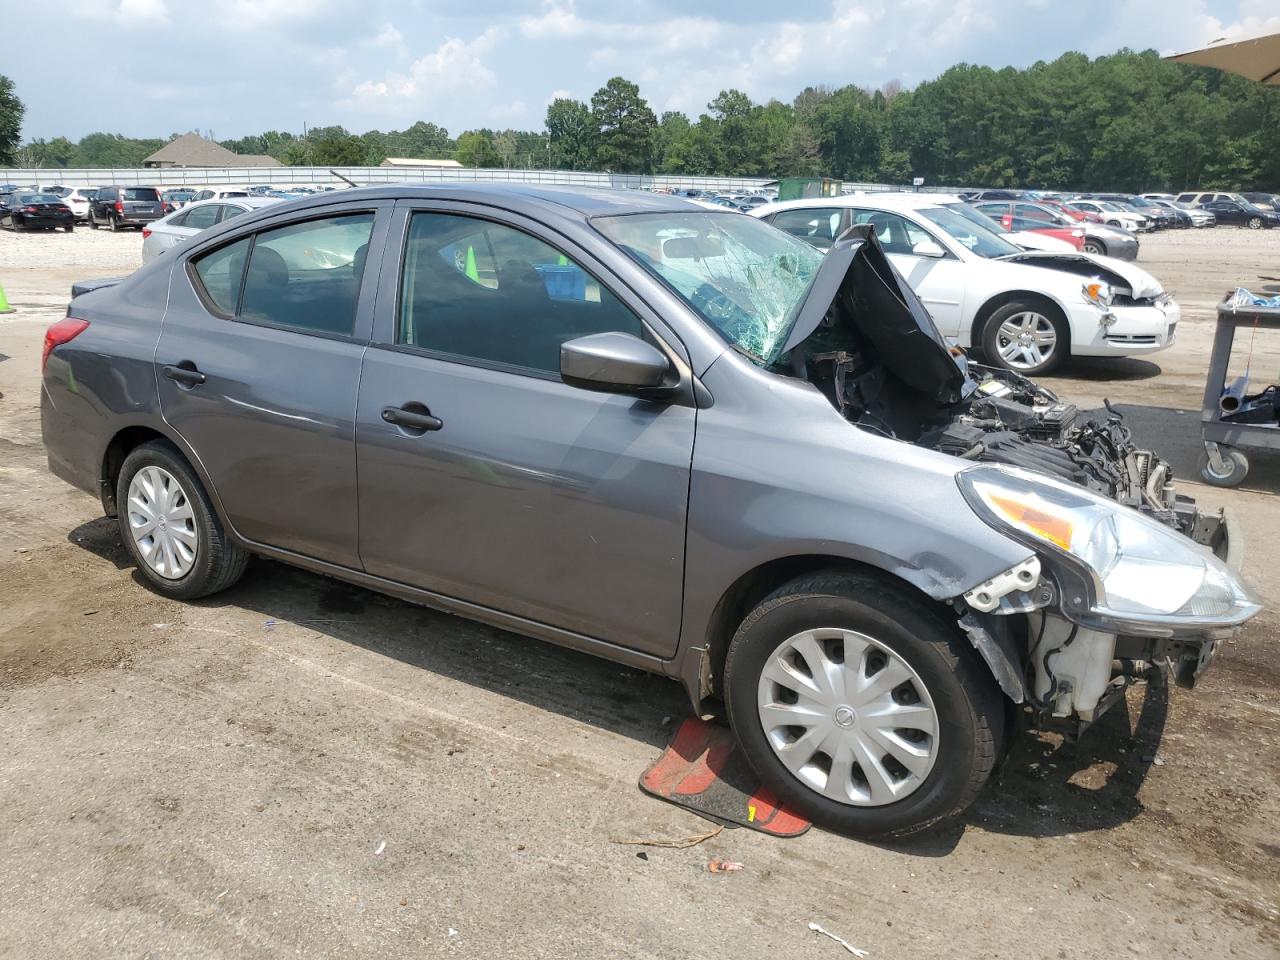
[9,0,1280,142]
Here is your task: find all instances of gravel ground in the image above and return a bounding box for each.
[0,224,1278,960]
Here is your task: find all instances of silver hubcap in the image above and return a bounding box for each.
[127,465,197,579]
[996,311,1056,370]
[756,628,940,807]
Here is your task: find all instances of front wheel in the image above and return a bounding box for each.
[981,300,1068,375]
[116,440,250,599]
[1248,216,1263,230]
[1082,239,1106,256]
[723,571,1003,837]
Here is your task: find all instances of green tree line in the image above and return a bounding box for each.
[6,49,1279,191]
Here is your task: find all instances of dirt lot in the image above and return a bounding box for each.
[1,226,1277,959]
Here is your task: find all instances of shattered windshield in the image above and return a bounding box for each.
[593,211,822,364]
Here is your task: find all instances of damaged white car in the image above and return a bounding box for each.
[755,194,1178,375]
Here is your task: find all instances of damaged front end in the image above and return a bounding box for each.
[781,227,1259,731]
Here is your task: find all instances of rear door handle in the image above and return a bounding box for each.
[381,404,443,432]
[163,363,206,387]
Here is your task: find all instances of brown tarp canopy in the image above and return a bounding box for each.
[1168,30,1280,84]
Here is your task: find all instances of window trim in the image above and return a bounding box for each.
[185,208,378,344]
[385,205,678,382]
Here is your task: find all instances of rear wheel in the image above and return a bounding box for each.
[64,224,74,233]
[116,440,250,600]
[723,570,1003,837]
[89,211,98,229]
[12,218,22,233]
[108,213,119,232]
[981,300,1068,375]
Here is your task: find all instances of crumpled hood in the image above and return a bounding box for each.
[996,251,1164,298]
[785,225,969,404]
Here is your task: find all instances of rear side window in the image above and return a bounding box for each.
[397,212,643,375]
[193,237,250,315]
[182,204,221,230]
[770,208,843,248]
[123,188,159,201]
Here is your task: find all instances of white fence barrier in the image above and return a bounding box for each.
[0,165,970,196]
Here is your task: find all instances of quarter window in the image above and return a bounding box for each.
[397,212,644,375]
[192,237,250,315]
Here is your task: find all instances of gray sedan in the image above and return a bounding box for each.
[40,185,1259,836]
[141,197,282,262]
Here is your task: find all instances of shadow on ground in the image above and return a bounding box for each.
[70,515,1178,853]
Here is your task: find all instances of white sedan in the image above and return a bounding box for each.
[141,197,282,263]
[754,195,1178,374]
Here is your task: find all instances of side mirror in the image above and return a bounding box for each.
[560,332,673,395]
[912,239,946,258]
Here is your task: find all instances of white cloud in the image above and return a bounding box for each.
[117,0,167,21]
[215,0,332,26]
[490,99,529,120]
[346,29,502,112]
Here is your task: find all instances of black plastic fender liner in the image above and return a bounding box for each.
[958,609,1026,703]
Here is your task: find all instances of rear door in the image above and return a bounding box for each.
[155,201,391,567]
[354,202,695,656]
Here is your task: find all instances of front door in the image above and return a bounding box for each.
[355,206,695,657]
[850,208,967,338]
[156,202,388,567]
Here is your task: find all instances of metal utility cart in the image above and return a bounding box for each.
[1199,297,1280,487]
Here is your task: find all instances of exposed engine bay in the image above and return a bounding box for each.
[781,226,1227,553]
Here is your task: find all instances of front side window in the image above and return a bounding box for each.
[593,210,821,365]
[190,212,373,335]
[850,209,938,255]
[915,206,1021,258]
[398,212,643,375]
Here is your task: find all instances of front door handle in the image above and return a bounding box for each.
[163,363,206,387]
[382,404,443,433]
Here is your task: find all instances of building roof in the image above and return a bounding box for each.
[143,134,282,168]
[380,157,463,168]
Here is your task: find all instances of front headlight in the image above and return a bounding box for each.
[1082,279,1114,307]
[958,465,1260,635]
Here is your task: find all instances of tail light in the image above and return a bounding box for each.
[23,205,38,213]
[42,317,90,374]
[115,200,124,214]
[142,227,152,238]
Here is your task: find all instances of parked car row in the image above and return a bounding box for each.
[962,187,1280,230]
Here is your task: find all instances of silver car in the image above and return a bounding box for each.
[141,197,282,262]
[40,185,1260,836]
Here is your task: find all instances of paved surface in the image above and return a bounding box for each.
[1,226,1277,959]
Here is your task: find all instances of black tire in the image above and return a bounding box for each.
[108,213,119,232]
[1247,216,1263,230]
[979,298,1069,375]
[89,210,98,229]
[116,440,250,600]
[1082,238,1106,256]
[723,570,1004,838]
[65,224,74,233]
[12,217,23,233]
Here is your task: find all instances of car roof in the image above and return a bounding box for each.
[265,182,708,220]
[761,194,948,212]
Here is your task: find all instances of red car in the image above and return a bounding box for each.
[1034,198,1105,224]
[973,201,1085,250]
